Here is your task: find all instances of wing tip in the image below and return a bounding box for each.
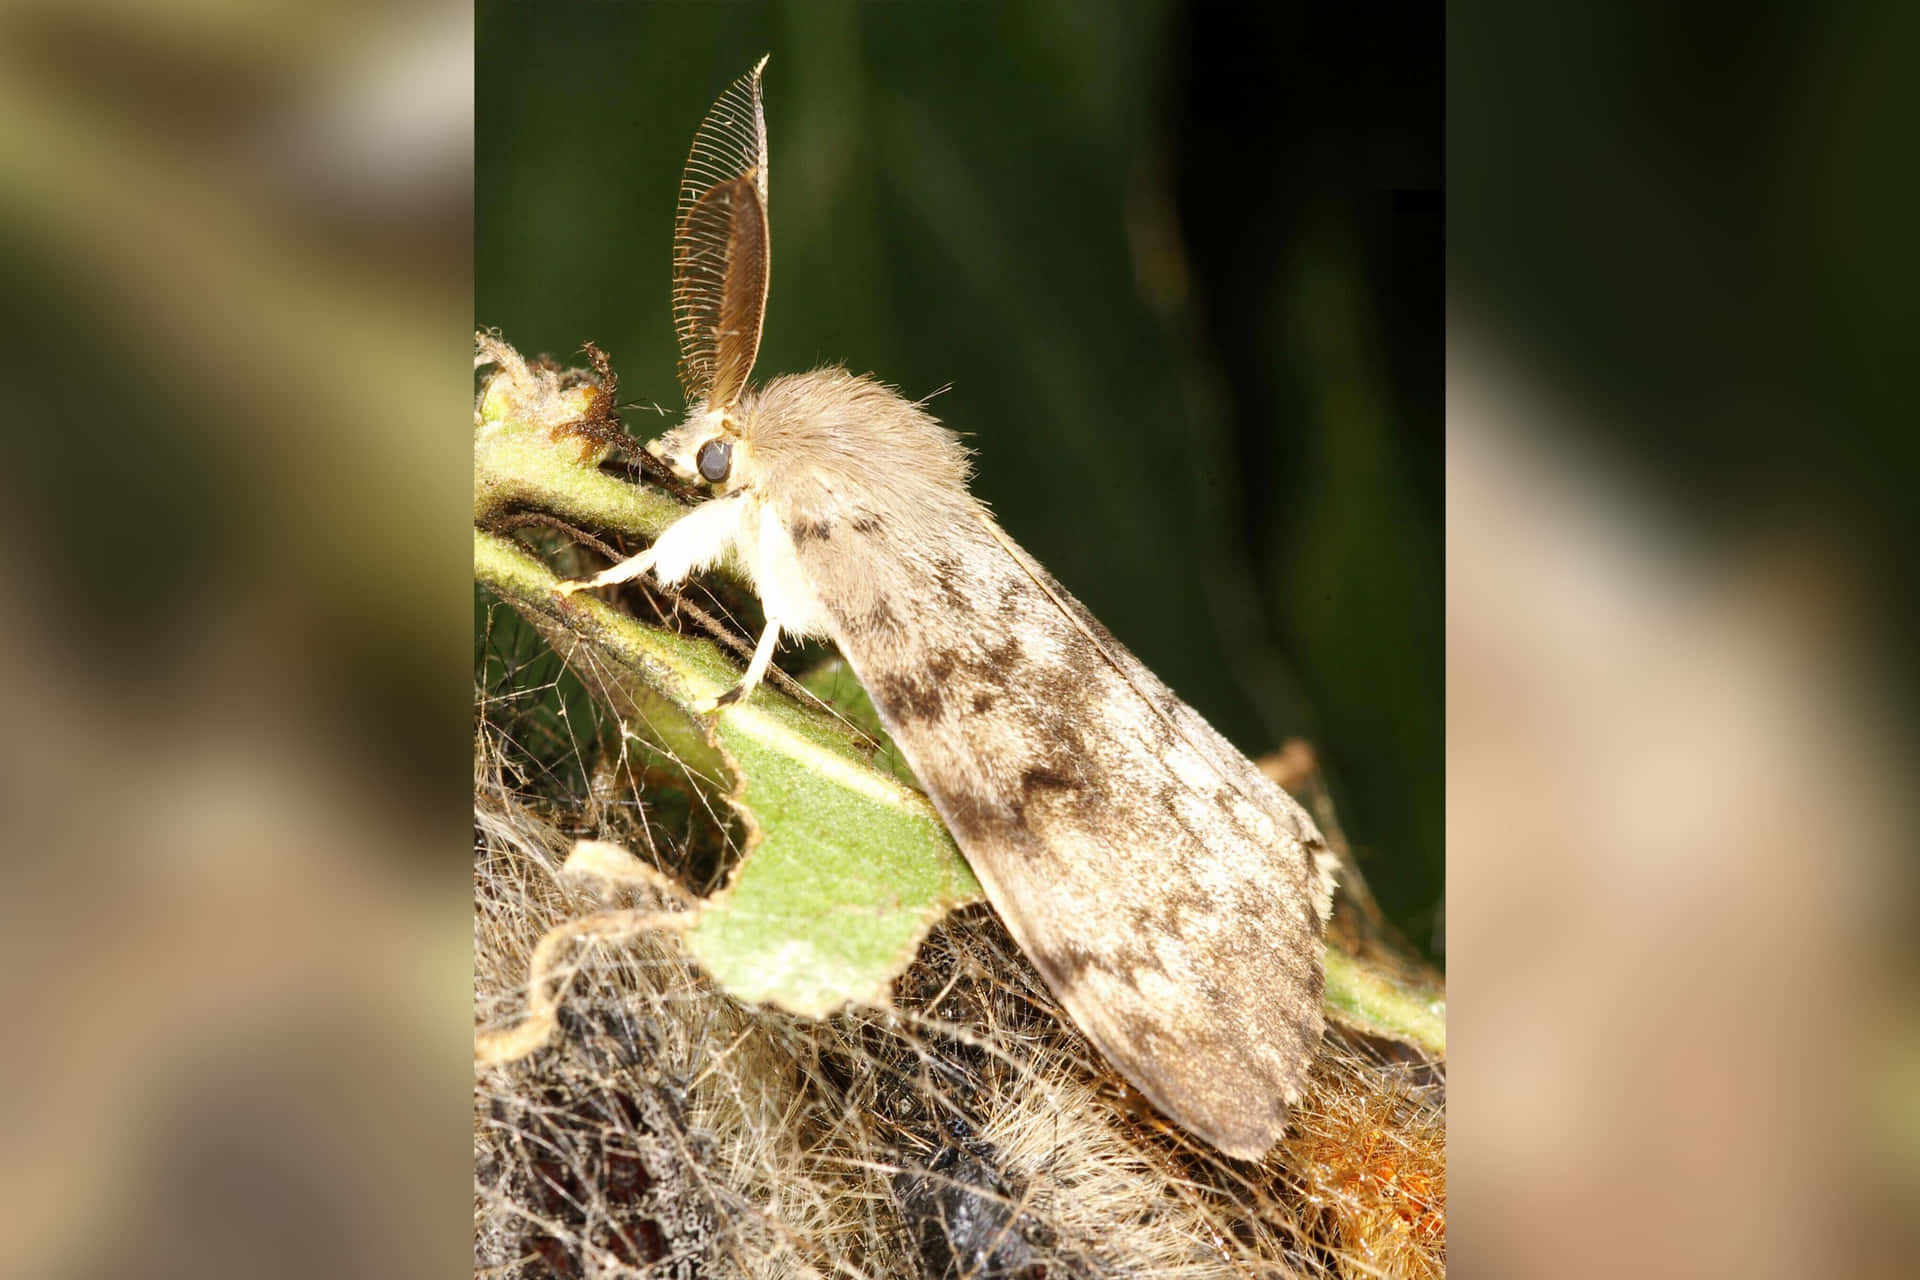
[1176,1087,1296,1162]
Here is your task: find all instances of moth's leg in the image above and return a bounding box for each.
[705,617,782,712]
[555,544,656,595]
[555,496,740,597]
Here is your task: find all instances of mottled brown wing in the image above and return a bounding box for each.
[792,504,1334,1160]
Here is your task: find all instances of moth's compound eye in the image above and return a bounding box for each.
[696,437,733,483]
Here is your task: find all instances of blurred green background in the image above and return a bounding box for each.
[1448,6,1920,1275]
[1451,1,1920,635]
[478,0,1442,956]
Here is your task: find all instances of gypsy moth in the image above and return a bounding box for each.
[559,58,1337,1161]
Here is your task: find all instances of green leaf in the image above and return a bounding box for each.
[1322,948,1447,1061]
[476,523,981,1019]
[474,334,689,538]
[797,657,919,788]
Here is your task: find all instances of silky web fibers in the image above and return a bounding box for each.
[474,594,1445,1278]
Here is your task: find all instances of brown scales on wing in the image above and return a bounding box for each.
[747,369,1333,1160]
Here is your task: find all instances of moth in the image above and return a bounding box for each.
[560,58,1336,1161]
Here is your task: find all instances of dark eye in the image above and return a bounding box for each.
[696,438,733,483]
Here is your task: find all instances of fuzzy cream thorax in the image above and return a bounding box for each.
[642,368,979,639]
[650,368,971,507]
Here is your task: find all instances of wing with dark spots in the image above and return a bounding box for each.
[789,503,1334,1160]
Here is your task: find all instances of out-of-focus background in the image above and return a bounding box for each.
[477,1,1445,951]
[1450,2,1918,1277]
[0,0,474,1276]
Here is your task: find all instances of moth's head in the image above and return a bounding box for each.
[647,399,758,496]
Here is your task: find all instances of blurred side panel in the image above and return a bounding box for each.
[1450,2,1919,1276]
[0,2,473,1276]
